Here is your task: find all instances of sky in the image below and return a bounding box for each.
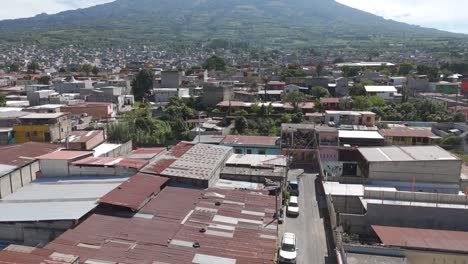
[0,0,466,34]
[336,0,468,34]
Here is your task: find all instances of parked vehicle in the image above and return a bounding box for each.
[279,232,298,263]
[287,196,299,217]
[288,179,299,196]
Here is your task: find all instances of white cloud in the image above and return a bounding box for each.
[0,0,114,20]
[336,0,468,33]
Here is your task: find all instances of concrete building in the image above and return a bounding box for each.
[14,113,72,143]
[221,154,287,182]
[325,111,376,127]
[221,135,280,155]
[142,142,233,188]
[432,123,468,153]
[37,150,93,177]
[0,176,127,246]
[61,102,114,119]
[380,126,440,146]
[338,130,385,147]
[70,157,148,177]
[153,88,189,103]
[24,84,52,93]
[357,146,461,184]
[64,130,105,151]
[364,86,398,100]
[24,104,63,114]
[26,90,57,106]
[0,142,61,199]
[201,82,233,107]
[84,86,134,112]
[160,70,183,88]
[54,77,93,94]
[407,75,430,95]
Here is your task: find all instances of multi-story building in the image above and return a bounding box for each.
[14,113,72,143]
[324,111,376,127]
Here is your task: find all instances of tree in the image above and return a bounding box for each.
[398,62,414,76]
[58,67,67,73]
[0,94,6,107]
[333,57,345,64]
[92,66,100,76]
[417,65,439,82]
[202,56,227,71]
[440,134,462,150]
[282,91,309,110]
[81,64,93,76]
[453,112,466,122]
[280,64,306,79]
[131,69,154,101]
[341,66,359,77]
[27,61,39,74]
[316,63,324,77]
[37,76,51,85]
[235,116,248,134]
[310,86,330,98]
[9,63,20,72]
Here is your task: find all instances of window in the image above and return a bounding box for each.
[366,117,371,123]
[234,148,242,154]
[25,132,30,137]
[258,149,266,155]
[32,131,38,137]
[247,149,252,154]
[329,117,335,122]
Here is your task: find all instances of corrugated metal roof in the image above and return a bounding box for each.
[358,146,459,162]
[380,127,437,138]
[37,150,92,160]
[0,245,78,264]
[338,130,384,139]
[222,135,279,146]
[19,112,67,119]
[0,176,127,222]
[364,86,397,93]
[41,187,277,264]
[127,148,166,160]
[99,173,169,210]
[0,142,61,167]
[373,225,468,253]
[66,130,104,143]
[93,143,121,157]
[72,157,147,169]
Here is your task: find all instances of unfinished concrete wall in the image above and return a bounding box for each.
[341,203,468,236]
[365,190,468,205]
[332,196,366,215]
[0,221,74,247]
[98,140,133,157]
[68,165,137,177]
[39,159,70,177]
[0,162,39,198]
[368,160,462,184]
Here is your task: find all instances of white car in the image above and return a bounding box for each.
[279,232,297,263]
[287,196,299,217]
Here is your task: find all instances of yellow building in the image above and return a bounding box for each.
[13,113,71,143]
[380,126,439,146]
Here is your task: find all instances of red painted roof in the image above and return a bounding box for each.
[169,141,194,158]
[222,135,279,146]
[131,148,165,155]
[0,142,61,167]
[37,150,92,160]
[142,158,177,174]
[373,225,468,253]
[99,173,169,210]
[72,157,148,169]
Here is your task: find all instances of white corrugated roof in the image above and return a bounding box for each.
[338,130,384,139]
[0,176,127,222]
[358,146,459,162]
[364,86,397,93]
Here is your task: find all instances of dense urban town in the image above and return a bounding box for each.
[0,40,466,264]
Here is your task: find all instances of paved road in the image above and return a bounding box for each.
[282,173,336,264]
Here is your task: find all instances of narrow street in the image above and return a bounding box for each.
[282,173,336,264]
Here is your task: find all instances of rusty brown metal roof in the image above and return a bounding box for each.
[0,142,61,167]
[40,187,278,264]
[373,225,468,253]
[98,173,169,210]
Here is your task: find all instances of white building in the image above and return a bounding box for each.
[364,85,398,100]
